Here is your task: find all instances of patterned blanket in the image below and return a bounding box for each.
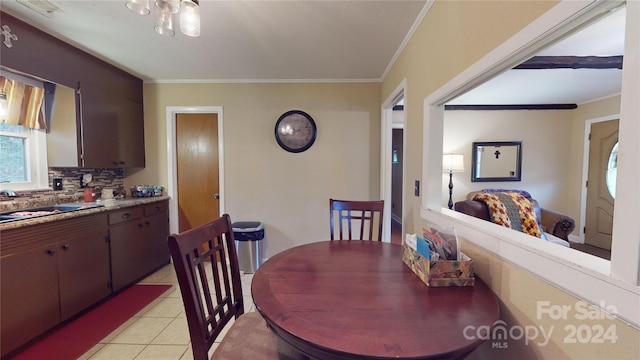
[472,191,543,238]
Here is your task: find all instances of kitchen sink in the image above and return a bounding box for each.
[0,204,105,224]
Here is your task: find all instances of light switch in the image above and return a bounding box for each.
[414,180,420,197]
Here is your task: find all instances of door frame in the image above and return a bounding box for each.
[578,113,619,244]
[166,106,225,235]
[381,80,406,243]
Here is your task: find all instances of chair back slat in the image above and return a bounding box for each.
[330,199,384,241]
[168,214,244,360]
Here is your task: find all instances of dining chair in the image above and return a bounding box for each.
[168,214,307,360]
[329,198,384,241]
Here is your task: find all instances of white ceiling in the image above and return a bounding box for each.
[0,0,427,82]
[0,1,626,105]
[448,6,626,106]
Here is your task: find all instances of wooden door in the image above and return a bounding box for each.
[585,119,618,250]
[176,113,220,232]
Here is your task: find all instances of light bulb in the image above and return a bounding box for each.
[125,0,150,15]
[155,0,180,14]
[180,0,200,37]
[154,7,175,36]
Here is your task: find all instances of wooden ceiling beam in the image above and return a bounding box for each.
[444,104,577,111]
[514,55,623,69]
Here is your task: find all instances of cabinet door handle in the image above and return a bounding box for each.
[145,221,150,226]
[122,213,131,219]
[137,223,144,228]
[62,244,70,250]
[47,249,56,255]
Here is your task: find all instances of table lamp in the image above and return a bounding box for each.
[443,154,464,209]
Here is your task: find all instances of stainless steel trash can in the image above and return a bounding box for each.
[232,221,264,273]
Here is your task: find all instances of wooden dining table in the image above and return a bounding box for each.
[251,240,500,360]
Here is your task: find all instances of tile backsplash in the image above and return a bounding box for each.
[0,168,125,209]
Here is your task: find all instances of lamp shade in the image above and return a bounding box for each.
[443,154,464,172]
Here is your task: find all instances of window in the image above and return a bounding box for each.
[606,142,618,199]
[421,1,639,328]
[0,123,48,191]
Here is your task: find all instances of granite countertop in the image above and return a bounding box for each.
[0,196,171,231]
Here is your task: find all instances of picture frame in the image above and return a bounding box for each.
[471,141,522,182]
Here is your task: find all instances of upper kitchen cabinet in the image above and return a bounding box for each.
[77,82,145,168]
[0,11,145,168]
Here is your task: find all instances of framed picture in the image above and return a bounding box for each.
[471,141,522,182]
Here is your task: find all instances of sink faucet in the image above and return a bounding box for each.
[0,189,18,197]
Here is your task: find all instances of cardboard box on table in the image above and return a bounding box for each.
[402,242,475,287]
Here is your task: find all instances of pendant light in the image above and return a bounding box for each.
[180,0,200,37]
[125,0,200,37]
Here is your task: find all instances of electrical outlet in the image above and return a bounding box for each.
[53,178,63,190]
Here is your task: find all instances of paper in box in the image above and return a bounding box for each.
[402,240,475,287]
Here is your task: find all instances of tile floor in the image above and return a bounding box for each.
[77,264,254,360]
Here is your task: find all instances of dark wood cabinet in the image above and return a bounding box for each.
[78,82,145,168]
[57,232,111,321]
[0,244,59,358]
[0,200,169,357]
[0,213,110,357]
[109,206,146,292]
[0,11,145,169]
[109,200,170,292]
[143,202,171,273]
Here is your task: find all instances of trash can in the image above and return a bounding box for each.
[232,221,264,274]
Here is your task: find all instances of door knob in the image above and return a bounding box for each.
[213,193,220,200]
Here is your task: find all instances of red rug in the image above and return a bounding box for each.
[12,284,173,360]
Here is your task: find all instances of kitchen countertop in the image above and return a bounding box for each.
[0,196,170,231]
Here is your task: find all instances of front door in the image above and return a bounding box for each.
[585,119,618,250]
[176,113,220,232]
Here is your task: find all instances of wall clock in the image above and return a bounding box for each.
[274,110,317,153]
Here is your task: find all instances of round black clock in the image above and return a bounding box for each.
[274,110,317,153]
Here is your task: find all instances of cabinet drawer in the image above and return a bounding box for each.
[108,207,143,225]
[144,201,168,216]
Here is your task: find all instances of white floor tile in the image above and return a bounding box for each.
[134,345,189,360]
[86,344,146,360]
[110,317,173,344]
[77,264,255,360]
[151,317,191,345]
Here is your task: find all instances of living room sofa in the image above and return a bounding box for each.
[454,190,575,247]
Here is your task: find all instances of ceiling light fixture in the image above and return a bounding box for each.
[126,0,200,37]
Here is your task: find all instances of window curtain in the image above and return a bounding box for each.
[0,76,47,130]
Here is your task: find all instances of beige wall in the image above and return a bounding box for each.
[568,95,621,236]
[461,239,638,359]
[383,1,637,358]
[443,109,574,217]
[122,0,638,357]
[125,82,381,257]
[382,0,557,234]
[442,95,621,239]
